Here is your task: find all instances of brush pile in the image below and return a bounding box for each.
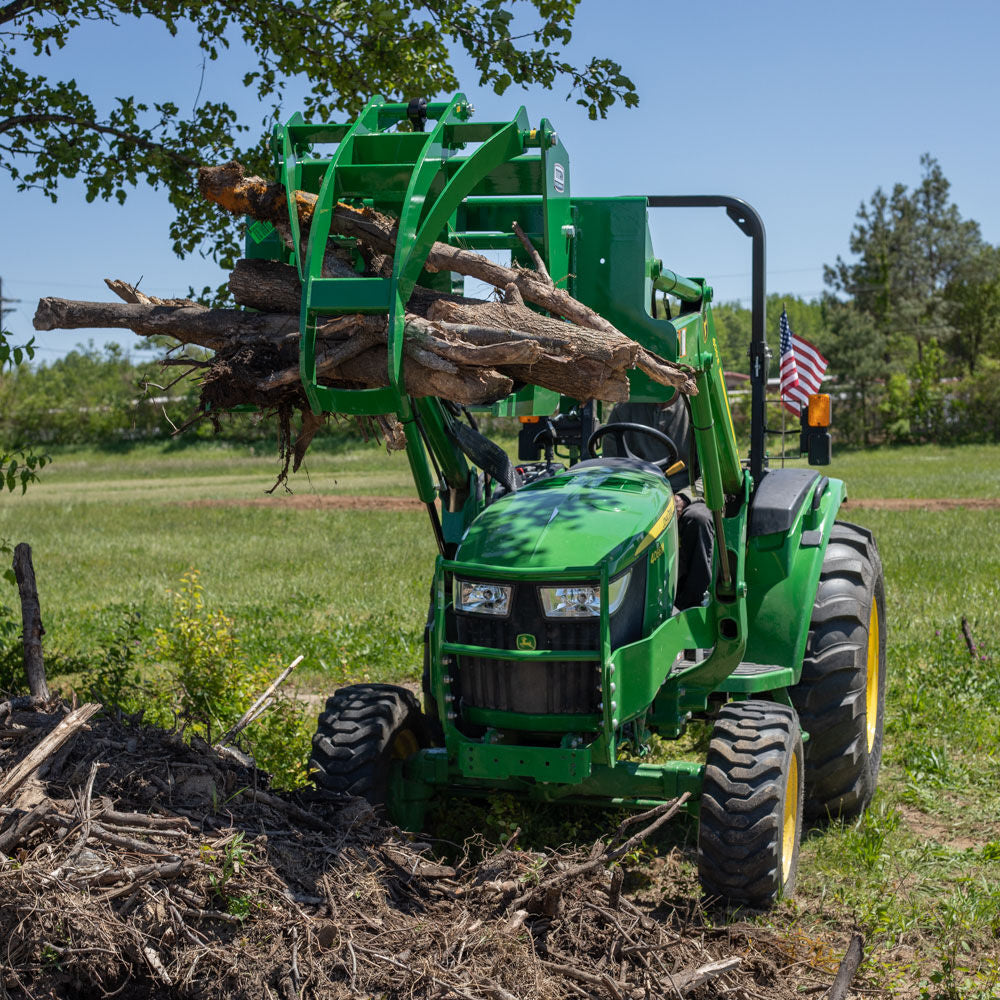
[0,698,857,999]
[33,162,697,475]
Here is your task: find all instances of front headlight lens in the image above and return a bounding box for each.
[539,570,632,618]
[454,579,512,616]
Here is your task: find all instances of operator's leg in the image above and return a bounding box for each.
[675,500,714,610]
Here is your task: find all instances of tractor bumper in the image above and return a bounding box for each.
[389,745,703,831]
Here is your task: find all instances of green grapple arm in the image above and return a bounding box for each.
[253,94,579,546]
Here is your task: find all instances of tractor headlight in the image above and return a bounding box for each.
[538,570,632,619]
[454,579,512,616]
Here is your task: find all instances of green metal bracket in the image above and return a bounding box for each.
[459,742,591,784]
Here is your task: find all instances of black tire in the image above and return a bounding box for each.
[791,521,886,821]
[310,684,429,806]
[698,700,804,908]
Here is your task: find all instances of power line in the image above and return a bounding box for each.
[0,275,22,324]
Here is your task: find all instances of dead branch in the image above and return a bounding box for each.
[0,703,101,804]
[215,654,304,747]
[12,543,49,700]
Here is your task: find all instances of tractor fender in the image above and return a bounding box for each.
[741,470,846,681]
[749,467,822,537]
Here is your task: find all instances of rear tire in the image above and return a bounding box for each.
[310,684,429,806]
[698,700,804,908]
[791,521,886,821]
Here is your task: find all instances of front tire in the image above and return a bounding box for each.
[791,521,886,820]
[697,700,804,908]
[310,684,429,807]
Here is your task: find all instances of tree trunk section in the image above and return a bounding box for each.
[12,543,49,700]
[32,298,299,352]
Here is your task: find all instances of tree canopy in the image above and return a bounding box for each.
[824,154,983,365]
[0,1,637,274]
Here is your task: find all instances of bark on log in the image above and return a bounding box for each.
[229,258,304,314]
[31,297,650,404]
[0,703,101,805]
[12,543,49,701]
[33,297,298,353]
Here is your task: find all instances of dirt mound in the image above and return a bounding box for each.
[183,494,424,512]
[0,700,857,999]
[844,497,1000,511]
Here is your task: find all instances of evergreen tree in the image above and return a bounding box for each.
[945,244,1000,375]
[824,155,982,369]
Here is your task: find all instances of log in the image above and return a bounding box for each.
[197,162,697,392]
[231,258,672,400]
[229,256,482,318]
[229,257,304,314]
[32,294,650,405]
[34,297,516,406]
[12,543,49,700]
[32,297,297,352]
[0,703,102,805]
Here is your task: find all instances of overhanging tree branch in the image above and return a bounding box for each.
[0,0,38,27]
[0,114,201,167]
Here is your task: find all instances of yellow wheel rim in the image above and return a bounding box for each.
[866,601,880,753]
[391,728,420,761]
[781,750,799,884]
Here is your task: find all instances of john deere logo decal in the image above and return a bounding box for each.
[516,633,536,651]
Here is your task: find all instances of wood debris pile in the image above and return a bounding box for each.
[0,698,858,999]
[33,162,697,479]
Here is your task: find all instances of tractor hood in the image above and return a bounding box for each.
[455,464,674,575]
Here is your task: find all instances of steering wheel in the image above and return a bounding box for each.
[586,422,679,472]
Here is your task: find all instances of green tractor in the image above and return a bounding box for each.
[253,95,886,907]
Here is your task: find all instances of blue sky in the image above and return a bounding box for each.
[3,0,999,364]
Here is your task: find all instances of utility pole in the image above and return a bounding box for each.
[0,275,21,326]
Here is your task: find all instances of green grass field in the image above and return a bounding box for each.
[2,437,999,996]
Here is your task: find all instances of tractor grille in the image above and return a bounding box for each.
[452,563,646,718]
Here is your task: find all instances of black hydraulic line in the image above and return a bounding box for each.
[646,195,769,486]
[425,502,448,558]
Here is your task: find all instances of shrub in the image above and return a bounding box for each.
[145,571,311,789]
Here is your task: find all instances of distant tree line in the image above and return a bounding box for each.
[0,342,298,449]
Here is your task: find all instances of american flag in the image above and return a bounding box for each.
[779,308,828,415]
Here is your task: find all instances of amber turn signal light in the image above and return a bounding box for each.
[807,394,831,427]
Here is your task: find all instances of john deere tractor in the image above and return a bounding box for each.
[251,95,886,907]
